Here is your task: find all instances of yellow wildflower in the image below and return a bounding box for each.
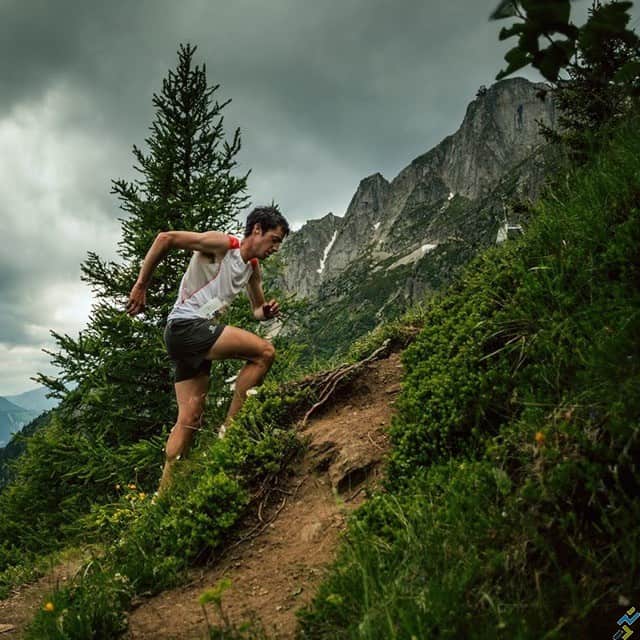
[534,431,545,445]
[44,601,55,612]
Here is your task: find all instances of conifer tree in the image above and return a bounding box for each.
[492,0,640,161]
[36,43,250,450]
[536,1,640,160]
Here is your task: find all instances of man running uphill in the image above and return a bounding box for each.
[126,206,289,493]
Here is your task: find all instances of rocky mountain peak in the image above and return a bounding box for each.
[279,211,342,298]
[279,77,557,303]
[441,76,555,200]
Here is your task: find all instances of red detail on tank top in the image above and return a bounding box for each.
[177,236,245,304]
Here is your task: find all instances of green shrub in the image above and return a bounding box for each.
[21,377,310,638]
[299,461,515,639]
[24,558,133,640]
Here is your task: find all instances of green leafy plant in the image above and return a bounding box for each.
[492,0,640,161]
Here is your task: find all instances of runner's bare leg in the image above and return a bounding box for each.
[206,325,275,429]
[158,372,209,494]
[159,326,274,492]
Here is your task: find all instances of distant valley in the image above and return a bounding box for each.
[0,388,58,447]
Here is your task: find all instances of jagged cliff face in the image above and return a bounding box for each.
[280,78,555,293]
[326,173,391,277]
[278,212,341,298]
[277,77,561,357]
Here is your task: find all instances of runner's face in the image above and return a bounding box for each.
[256,225,285,258]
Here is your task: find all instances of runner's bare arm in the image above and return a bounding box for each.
[246,264,280,321]
[126,231,232,316]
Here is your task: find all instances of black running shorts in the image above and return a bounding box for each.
[163,318,226,382]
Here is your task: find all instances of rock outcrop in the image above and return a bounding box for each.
[278,212,341,299]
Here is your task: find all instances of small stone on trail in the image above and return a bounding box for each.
[0,625,16,634]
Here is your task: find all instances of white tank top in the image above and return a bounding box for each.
[167,235,258,322]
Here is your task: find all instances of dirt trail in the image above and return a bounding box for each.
[126,351,403,639]
[0,351,403,639]
[0,550,90,637]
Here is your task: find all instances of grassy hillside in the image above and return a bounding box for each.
[298,115,640,638]
[3,112,639,640]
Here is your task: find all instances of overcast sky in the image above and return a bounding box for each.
[0,0,636,396]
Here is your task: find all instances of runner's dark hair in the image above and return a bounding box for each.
[244,206,290,238]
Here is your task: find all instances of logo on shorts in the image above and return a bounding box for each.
[208,325,217,334]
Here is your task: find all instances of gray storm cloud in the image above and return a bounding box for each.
[0,0,613,394]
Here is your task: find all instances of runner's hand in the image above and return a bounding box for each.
[262,299,280,319]
[126,283,147,316]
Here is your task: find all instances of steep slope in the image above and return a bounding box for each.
[0,351,403,639]
[124,352,403,639]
